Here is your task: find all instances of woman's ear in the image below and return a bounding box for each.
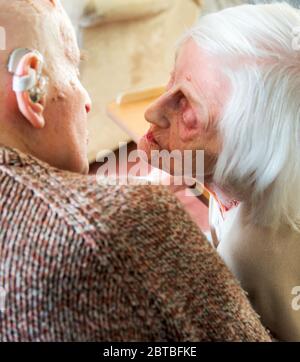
[14,52,47,129]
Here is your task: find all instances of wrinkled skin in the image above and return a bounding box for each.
[138,39,229,184]
[0,0,91,174]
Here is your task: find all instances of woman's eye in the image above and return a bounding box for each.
[173,91,189,111]
[179,96,188,110]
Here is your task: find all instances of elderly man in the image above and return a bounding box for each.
[139,2,300,341]
[0,0,271,342]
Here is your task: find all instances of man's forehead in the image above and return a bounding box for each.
[42,0,80,64]
[59,18,80,64]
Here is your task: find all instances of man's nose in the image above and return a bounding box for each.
[85,103,91,114]
[144,96,170,129]
[85,91,92,114]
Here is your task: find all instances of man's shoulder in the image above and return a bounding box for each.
[0,146,180,236]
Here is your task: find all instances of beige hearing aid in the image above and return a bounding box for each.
[7,48,48,103]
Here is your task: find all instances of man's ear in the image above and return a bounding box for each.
[14,52,46,129]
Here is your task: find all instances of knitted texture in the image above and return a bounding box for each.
[0,146,271,342]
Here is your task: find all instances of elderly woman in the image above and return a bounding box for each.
[139,2,300,341]
[0,0,270,342]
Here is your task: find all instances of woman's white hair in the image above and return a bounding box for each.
[184,2,300,231]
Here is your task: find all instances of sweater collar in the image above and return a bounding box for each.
[0,145,27,167]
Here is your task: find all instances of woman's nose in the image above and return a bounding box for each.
[144,97,170,129]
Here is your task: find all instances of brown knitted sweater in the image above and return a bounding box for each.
[0,146,271,342]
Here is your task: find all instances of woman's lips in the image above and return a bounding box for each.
[145,131,160,147]
[146,131,155,143]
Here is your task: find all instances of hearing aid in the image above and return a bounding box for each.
[7,48,48,103]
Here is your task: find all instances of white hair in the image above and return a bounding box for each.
[184,2,300,231]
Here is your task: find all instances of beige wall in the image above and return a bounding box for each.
[60,0,87,24]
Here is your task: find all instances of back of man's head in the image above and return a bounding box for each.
[0,0,92,175]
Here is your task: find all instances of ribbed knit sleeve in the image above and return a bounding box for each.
[88,185,271,342]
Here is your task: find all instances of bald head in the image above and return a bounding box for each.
[0,0,92,174]
[0,0,79,94]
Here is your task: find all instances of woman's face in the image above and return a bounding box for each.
[138,39,229,182]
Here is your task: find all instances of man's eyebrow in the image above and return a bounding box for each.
[79,50,87,62]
